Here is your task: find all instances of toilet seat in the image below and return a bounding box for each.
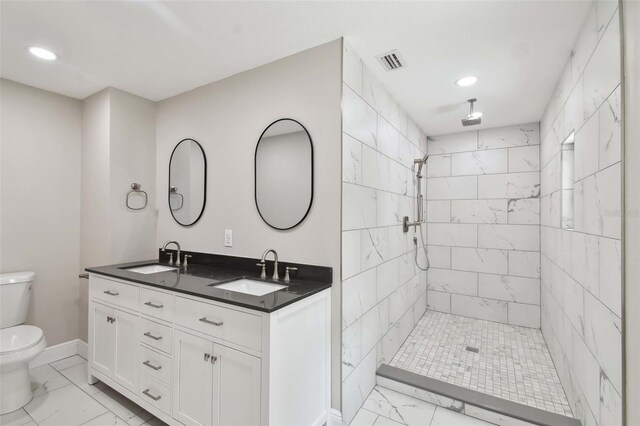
[0,325,44,354]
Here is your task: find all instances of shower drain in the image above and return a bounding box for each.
[465,346,479,353]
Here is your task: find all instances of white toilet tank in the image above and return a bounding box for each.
[0,271,35,329]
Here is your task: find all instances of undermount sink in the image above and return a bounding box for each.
[213,279,286,296]
[125,264,178,274]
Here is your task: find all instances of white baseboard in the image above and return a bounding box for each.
[29,338,88,369]
[329,408,343,426]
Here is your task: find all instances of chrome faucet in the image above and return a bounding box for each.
[162,241,181,266]
[260,249,279,281]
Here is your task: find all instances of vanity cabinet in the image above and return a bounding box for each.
[87,273,330,426]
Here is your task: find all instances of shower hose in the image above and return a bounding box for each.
[414,222,430,271]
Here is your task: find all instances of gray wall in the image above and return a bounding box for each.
[0,79,83,345]
[539,2,622,425]
[154,39,343,408]
[425,124,541,327]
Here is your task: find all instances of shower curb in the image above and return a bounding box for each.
[376,364,581,426]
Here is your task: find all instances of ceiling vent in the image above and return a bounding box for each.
[376,50,406,71]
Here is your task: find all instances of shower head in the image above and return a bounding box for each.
[414,154,429,175]
[461,98,482,127]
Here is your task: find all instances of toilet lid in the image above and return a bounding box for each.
[0,325,44,354]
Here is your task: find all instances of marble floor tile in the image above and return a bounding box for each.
[0,408,37,426]
[29,364,72,398]
[389,310,572,417]
[58,361,107,396]
[50,355,86,372]
[363,386,437,426]
[81,412,129,426]
[24,383,108,425]
[430,407,493,426]
[350,408,378,426]
[91,387,152,426]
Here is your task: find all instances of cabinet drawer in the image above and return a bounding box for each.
[139,345,172,385]
[139,374,171,415]
[140,288,174,322]
[174,296,262,352]
[91,275,139,311]
[140,318,172,354]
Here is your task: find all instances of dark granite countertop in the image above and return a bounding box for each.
[86,256,332,313]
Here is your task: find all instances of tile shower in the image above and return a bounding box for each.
[341,1,623,424]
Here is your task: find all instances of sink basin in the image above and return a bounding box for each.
[213,279,286,296]
[125,265,178,274]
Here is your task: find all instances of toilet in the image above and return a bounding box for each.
[0,271,46,414]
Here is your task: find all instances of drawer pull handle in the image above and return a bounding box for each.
[103,290,119,296]
[199,317,223,326]
[142,389,161,401]
[143,360,162,371]
[144,301,164,309]
[144,332,163,341]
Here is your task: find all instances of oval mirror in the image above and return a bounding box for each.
[169,138,207,226]
[255,119,313,230]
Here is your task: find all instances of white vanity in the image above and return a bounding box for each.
[87,267,331,426]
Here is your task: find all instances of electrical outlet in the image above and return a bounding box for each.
[224,230,233,247]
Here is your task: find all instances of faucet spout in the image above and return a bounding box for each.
[162,241,182,266]
[260,249,279,281]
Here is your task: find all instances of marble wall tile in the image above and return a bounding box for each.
[427,176,478,200]
[541,113,564,169]
[507,302,540,328]
[563,273,585,336]
[343,268,377,329]
[343,42,363,96]
[451,149,508,176]
[598,85,621,170]
[343,133,363,184]
[376,117,400,161]
[343,183,377,230]
[596,162,621,239]
[363,67,391,120]
[584,292,622,392]
[362,227,389,270]
[427,131,477,155]
[540,192,561,228]
[598,237,621,317]
[362,301,386,355]
[451,247,508,275]
[426,154,451,177]
[478,172,540,199]
[343,230,362,279]
[426,245,451,269]
[478,224,539,251]
[574,112,599,181]
[507,198,539,224]
[478,274,540,304]
[540,153,561,197]
[376,191,399,227]
[596,0,618,39]
[571,3,598,85]
[508,250,540,278]
[362,145,389,191]
[399,252,417,286]
[583,11,621,121]
[428,268,478,296]
[341,348,377,424]
[398,135,417,167]
[541,60,572,138]
[388,284,410,325]
[571,232,599,297]
[600,372,622,426]
[571,331,601,416]
[389,100,408,136]
[477,123,540,150]
[450,295,508,323]
[342,319,362,378]
[427,290,451,313]
[427,223,477,247]
[564,77,584,137]
[426,200,451,223]
[343,84,377,148]
[450,200,507,224]
[407,119,421,147]
[508,145,539,172]
[376,258,400,303]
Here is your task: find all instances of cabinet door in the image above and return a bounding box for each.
[114,309,138,392]
[213,344,261,426]
[90,302,116,378]
[173,330,214,426]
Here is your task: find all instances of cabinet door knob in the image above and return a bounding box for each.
[143,360,162,371]
[199,317,223,326]
[103,290,119,296]
[210,355,218,365]
[204,353,211,362]
[144,301,164,309]
[143,331,163,341]
[142,389,161,401]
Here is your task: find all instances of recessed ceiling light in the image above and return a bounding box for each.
[455,75,477,87]
[28,46,58,61]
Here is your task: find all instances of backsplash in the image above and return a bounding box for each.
[424,123,541,327]
[340,41,428,423]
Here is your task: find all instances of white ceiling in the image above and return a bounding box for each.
[0,1,591,136]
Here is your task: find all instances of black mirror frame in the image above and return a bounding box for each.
[168,138,207,227]
[254,118,314,231]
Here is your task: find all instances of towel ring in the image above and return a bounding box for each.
[127,183,148,210]
[169,186,184,211]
